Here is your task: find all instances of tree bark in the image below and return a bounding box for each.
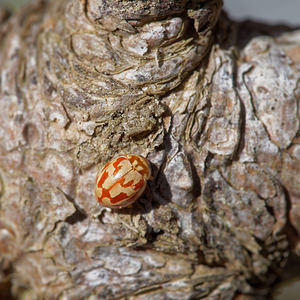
[0,0,300,299]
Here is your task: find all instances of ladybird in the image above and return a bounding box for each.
[95,154,151,208]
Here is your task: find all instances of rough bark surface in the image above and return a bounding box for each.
[0,0,299,299]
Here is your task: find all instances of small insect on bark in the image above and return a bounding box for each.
[95,154,151,208]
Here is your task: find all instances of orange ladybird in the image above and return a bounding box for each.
[95,154,151,208]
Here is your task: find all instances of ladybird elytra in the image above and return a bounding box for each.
[95,154,151,208]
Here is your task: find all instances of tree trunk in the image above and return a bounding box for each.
[0,0,300,299]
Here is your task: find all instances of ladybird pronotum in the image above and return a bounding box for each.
[95,154,151,208]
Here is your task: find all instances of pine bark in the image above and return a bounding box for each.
[0,0,300,299]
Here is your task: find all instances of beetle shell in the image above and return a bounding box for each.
[95,154,151,208]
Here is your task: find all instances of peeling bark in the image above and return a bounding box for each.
[0,0,300,299]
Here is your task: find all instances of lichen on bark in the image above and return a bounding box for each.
[0,0,300,299]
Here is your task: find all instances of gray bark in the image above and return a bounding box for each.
[0,0,300,299]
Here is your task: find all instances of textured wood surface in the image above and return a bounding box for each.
[0,0,300,299]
